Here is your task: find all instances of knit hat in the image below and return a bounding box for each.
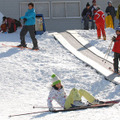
[51,74,61,86]
[108,1,112,5]
[92,0,96,3]
[86,2,90,7]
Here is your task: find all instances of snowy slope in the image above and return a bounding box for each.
[0,29,120,120]
[76,28,115,57]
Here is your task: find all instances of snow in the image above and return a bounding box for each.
[75,28,116,57]
[53,32,113,77]
[0,28,120,120]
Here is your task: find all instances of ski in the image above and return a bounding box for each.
[1,43,39,51]
[104,99,120,104]
[9,103,114,118]
[33,99,120,109]
[51,103,114,113]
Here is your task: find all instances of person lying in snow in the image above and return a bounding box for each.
[47,74,104,111]
[1,16,17,33]
[112,26,120,73]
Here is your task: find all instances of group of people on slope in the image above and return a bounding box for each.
[82,0,120,41]
[82,0,106,40]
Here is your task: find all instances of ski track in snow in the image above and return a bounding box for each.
[0,29,120,120]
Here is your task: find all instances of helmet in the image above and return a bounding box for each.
[116,26,120,31]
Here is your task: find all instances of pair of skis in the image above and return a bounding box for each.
[9,99,120,118]
[1,43,39,51]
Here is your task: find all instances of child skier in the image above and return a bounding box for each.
[47,74,104,111]
[112,26,120,73]
[94,6,106,40]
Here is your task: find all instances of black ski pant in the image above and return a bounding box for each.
[83,16,89,30]
[20,25,38,47]
[113,52,120,72]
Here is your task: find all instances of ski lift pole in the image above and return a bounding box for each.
[102,41,113,63]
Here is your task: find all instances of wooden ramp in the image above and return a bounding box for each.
[52,32,120,85]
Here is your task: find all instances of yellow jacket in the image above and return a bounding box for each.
[105,15,114,28]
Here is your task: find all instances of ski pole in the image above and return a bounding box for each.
[33,106,62,109]
[102,41,113,63]
[9,110,49,118]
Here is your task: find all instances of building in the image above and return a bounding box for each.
[0,0,118,31]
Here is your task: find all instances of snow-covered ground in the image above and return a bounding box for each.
[0,28,120,120]
[76,28,116,57]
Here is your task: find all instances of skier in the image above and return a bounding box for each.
[2,16,16,33]
[47,74,104,111]
[116,4,120,26]
[18,2,39,50]
[90,0,97,29]
[105,1,116,28]
[82,2,92,30]
[112,26,120,73]
[94,6,106,40]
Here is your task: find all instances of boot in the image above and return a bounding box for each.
[17,44,27,48]
[98,36,101,39]
[103,36,106,40]
[92,99,105,105]
[114,69,118,73]
[32,46,39,50]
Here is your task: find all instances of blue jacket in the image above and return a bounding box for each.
[21,8,36,26]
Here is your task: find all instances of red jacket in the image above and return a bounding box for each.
[7,18,16,29]
[112,35,120,53]
[94,10,105,24]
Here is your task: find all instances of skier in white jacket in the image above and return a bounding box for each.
[47,74,104,111]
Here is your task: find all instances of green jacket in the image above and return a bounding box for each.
[116,4,120,19]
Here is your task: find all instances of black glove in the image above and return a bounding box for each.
[23,18,27,22]
[112,36,116,42]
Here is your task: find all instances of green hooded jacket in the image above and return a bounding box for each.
[116,4,120,19]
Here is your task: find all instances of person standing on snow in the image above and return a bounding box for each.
[47,74,104,111]
[90,0,97,29]
[105,1,116,28]
[82,2,92,30]
[18,2,39,50]
[94,6,106,40]
[116,4,120,26]
[112,27,120,73]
